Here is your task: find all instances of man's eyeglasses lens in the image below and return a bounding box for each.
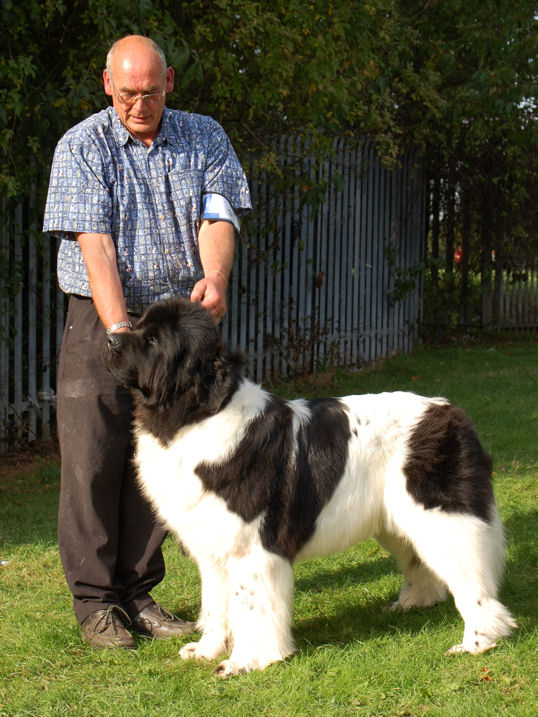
[115,90,165,105]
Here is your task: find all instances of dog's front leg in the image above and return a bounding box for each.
[179,559,230,662]
[215,548,297,677]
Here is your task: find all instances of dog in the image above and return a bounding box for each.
[104,297,516,677]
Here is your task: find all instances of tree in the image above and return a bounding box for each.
[1,0,536,326]
[398,0,537,328]
[2,1,443,195]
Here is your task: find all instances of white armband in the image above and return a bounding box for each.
[202,193,241,234]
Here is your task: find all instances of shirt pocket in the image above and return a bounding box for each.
[167,169,204,230]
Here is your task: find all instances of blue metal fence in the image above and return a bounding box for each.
[1,139,427,449]
[223,138,427,381]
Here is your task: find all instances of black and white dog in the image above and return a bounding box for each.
[104,297,516,677]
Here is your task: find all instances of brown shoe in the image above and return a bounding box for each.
[131,603,195,639]
[81,606,136,649]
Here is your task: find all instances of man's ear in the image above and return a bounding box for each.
[103,69,113,97]
[165,66,175,94]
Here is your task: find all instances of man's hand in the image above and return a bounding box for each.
[190,270,228,322]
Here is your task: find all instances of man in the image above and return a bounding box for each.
[43,35,251,648]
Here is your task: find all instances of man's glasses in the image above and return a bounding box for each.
[113,88,166,106]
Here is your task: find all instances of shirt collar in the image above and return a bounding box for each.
[110,106,172,148]
[110,108,131,147]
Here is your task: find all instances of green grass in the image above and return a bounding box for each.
[1,337,537,716]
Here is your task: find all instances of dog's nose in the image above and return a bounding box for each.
[107,333,121,350]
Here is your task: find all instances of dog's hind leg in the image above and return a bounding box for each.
[214,547,296,677]
[179,560,231,662]
[393,505,517,655]
[438,508,517,655]
[376,530,448,611]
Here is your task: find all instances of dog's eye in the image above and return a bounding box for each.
[145,336,158,348]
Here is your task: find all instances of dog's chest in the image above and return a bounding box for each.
[134,414,267,560]
[133,389,266,535]
[135,430,199,514]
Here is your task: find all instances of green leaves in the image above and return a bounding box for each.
[1,0,535,266]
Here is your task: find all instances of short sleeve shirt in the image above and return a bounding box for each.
[43,107,251,313]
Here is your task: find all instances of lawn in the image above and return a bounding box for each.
[0,337,536,716]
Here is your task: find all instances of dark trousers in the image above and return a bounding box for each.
[57,295,167,624]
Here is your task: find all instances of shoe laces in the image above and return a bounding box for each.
[95,605,132,634]
[154,604,177,623]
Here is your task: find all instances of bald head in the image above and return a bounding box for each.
[106,35,167,84]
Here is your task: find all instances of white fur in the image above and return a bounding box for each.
[134,382,516,676]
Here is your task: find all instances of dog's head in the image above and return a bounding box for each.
[104,297,245,438]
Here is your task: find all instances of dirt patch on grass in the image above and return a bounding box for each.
[0,439,59,484]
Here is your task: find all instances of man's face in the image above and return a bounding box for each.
[103,41,174,146]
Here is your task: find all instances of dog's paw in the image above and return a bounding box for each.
[179,642,203,661]
[214,659,247,678]
[444,643,467,656]
[382,600,412,613]
[444,641,497,656]
[179,640,224,661]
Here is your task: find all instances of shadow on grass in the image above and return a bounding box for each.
[0,461,60,548]
[292,555,455,650]
[502,510,538,628]
[290,510,536,651]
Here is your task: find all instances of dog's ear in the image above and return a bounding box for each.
[195,349,246,414]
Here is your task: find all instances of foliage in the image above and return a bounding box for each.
[3,1,534,180]
[1,0,536,318]
[421,267,484,338]
[402,0,538,311]
[0,0,413,196]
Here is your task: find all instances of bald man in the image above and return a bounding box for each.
[43,36,251,648]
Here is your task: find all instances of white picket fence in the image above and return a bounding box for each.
[1,138,427,450]
[496,268,538,329]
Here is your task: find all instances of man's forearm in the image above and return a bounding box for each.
[76,232,130,332]
[191,220,235,320]
[197,219,235,282]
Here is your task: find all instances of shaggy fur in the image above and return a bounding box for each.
[104,297,516,677]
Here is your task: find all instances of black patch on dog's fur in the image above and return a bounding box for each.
[404,403,494,522]
[195,397,351,560]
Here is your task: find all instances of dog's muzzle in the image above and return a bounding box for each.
[106,333,122,351]
[102,333,127,377]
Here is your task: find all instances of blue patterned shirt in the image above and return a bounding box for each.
[43,106,251,313]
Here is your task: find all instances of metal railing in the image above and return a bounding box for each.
[1,139,427,450]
